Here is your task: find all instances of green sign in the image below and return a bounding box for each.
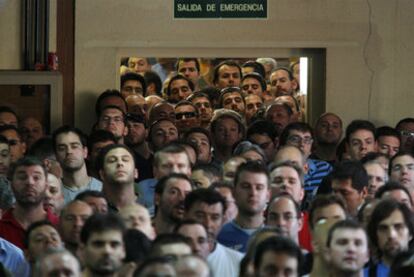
[174,0,267,19]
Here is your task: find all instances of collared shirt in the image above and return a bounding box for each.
[0,208,59,249]
[0,237,30,276]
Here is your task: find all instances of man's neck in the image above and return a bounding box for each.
[381,256,393,267]
[132,142,151,159]
[314,143,338,161]
[330,270,363,277]
[153,213,176,235]
[213,146,233,162]
[234,212,264,229]
[62,165,90,189]
[83,268,116,277]
[13,204,47,229]
[103,183,136,210]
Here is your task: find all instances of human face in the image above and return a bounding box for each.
[55,132,87,173]
[192,97,213,124]
[82,230,125,275]
[382,190,412,209]
[286,130,313,159]
[169,79,192,103]
[59,201,93,245]
[331,179,366,217]
[347,129,376,160]
[266,105,291,134]
[241,77,263,96]
[212,117,242,148]
[98,108,127,141]
[121,80,144,99]
[257,251,298,277]
[185,201,224,239]
[310,204,347,228]
[150,120,178,151]
[215,65,241,89]
[270,166,304,203]
[157,177,192,221]
[128,57,150,74]
[175,105,199,133]
[191,170,211,188]
[0,112,17,127]
[390,155,414,189]
[0,129,26,162]
[149,103,176,124]
[327,228,368,274]
[244,94,263,122]
[40,252,80,277]
[44,173,64,214]
[364,163,387,200]
[177,224,210,259]
[273,147,305,169]
[270,70,296,96]
[12,165,47,207]
[397,122,414,152]
[178,60,199,85]
[249,134,277,162]
[235,171,269,216]
[100,147,137,186]
[89,140,114,167]
[83,196,108,214]
[187,132,211,163]
[275,96,300,122]
[119,204,155,240]
[0,143,10,177]
[266,197,302,242]
[315,114,342,144]
[222,91,245,114]
[378,135,400,158]
[28,225,62,262]
[154,152,191,179]
[376,210,412,262]
[126,121,146,146]
[20,117,44,148]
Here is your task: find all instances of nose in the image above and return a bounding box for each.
[388,227,398,239]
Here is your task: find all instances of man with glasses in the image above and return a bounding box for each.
[279,122,332,204]
[120,72,146,99]
[96,105,128,144]
[390,152,414,200]
[174,100,200,133]
[396,118,414,152]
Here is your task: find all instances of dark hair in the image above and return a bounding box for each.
[198,87,221,107]
[80,213,126,244]
[52,125,87,151]
[247,120,279,141]
[242,61,266,79]
[24,220,56,248]
[176,58,200,73]
[155,173,194,198]
[121,72,147,93]
[0,106,18,123]
[95,89,127,116]
[367,199,414,251]
[191,163,221,182]
[269,161,304,187]
[327,219,366,247]
[9,156,47,180]
[218,87,244,109]
[147,118,178,151]
[0,124,23,140]
[389,151,414,175]
[166,74,195,97]
[27,137,55,160]
[266,192,301,220]
[396,118,414,130]
[174,218,206,233]
[0,135,8,146]
[360,151,389,165]
[374,181,413,206]
[253,236,303,273]
[376,126,401,142]
[183,127,212,148]
[97,105,126,123]
[234,160,269,187]
[123,229,151,263]
[329,160,368,192]
[265,102,293,118]
[308,194,347,229]
[390,249,414,277]
[149,233,191,258]
[143,71,162,97]
[213,60,242,85]
[87,130,117,154]
[345,120,376,143]
[279,122,313,147]
[187,91,210,103]
[75,190,106,201]
[133,257,173,277]
[273,67,294,81]
[95,143,135,173]
[175,100,199,116]
[184,188,227,214]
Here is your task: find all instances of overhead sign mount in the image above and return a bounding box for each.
[174,0,267,19]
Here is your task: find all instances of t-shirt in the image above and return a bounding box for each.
[364,261,389,277]
[217,220,259,253]
[62,177,102,203]
[207,242,243,277]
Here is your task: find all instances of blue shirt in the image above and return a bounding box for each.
[364,261,389,277]
[217,220,258,253]
[0,238,30,276]
[136,178,158,216]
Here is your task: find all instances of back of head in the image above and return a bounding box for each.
[184,188,227,213]
[329,160,368,192]
[80,213,126,244]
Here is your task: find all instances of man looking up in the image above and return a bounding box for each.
[96,144,138,212]
[166,74,194,104]
[218,161,270,253]
[213,60,242,89]
[366,199,414,276]
[53,126,102,203]
[0,157,58,249]
[345,119,377,161]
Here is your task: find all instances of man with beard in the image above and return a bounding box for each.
[80,213,126,277]
[270,67,298,97]
[96,105,128,144]
[96,144,138,212]
[218,87,246,116]
[153,173,193,234]
[366,199,414,276]
[0,157,59,249]
[312,112,343,163]
[53,126,102,203]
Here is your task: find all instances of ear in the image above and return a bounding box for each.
[298,212,304,232]
[22,141,27,155]
[134,168,138,179]
[123,125,129,137]
[360,186,368,200]
[299,188,305,202]
[83,146,88,159]
[154,192,161,207]
[99,169,105,181]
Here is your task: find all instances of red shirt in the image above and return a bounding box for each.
[0,208,59,249]
[299,211,312,252]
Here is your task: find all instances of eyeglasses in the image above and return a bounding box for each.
[287,135,313,145]
[175,112,197,120]
[400,130,414,137]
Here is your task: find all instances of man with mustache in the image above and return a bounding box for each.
[366,199,414,276]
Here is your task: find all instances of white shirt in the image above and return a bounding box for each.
[207,242,244,277]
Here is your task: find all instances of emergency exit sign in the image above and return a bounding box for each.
[174,0,267,19]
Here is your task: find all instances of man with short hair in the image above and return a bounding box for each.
[75,190,108,214]
[33,248,80,277]
[119,203,155,240]
[213,60,242,89]
[20,117,44,149]
[58,200,93,256]
[325,220,369,277]
[174,100,200,133]
[166,74,194,104]
[149,233,192,259]
[153,173,193,234]
[120,72,146,99]
[147,101,176,125]
[188,92,213,129]
[218,87,246,115]
[184,188,243,277]
[28,137,63,179]
[375,181,413,209]
[0,125,26,162]
[265,102,294,135]
[241,72,266,97]
[95,89,128,116]
[127,57,151,74]
[247,120,279,162]
[270,67,298,97]
[366,199,414,275]
[86,130,117,180]
[96,105,128,144]
[395,117,414,152]
[53,126,102,202]
[175,219,210,259]
[376,126,401,158]
[218,161,270,252]
[308,194,348,230]
[0,157,58,249]
[244,94,263,124]
[389,152,414,199]
[176,58,205,91]
[0,106,18,127]
[80,213,126,277]
[345,120,377,161]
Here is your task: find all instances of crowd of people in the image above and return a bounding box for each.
[0,57,414,276]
